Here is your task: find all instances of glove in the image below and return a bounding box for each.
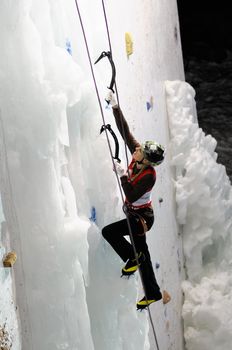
[113,160,127,177]
[105,90,117,107]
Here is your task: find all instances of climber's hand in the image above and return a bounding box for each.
[105,89,117,107]
[113,160,127,177]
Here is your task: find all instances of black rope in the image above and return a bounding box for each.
[101,2,160,349]
[73,2,160,349]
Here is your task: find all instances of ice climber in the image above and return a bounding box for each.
[102,91,170,310]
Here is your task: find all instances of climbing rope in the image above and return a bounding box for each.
[73,2,160,349]
[101,2,160,349]
[101,0,131,171]
[73,0,123,202]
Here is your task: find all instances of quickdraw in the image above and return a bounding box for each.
[94,51,116,93]
[100,124,121,163]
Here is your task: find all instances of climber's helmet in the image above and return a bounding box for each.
[141,141,165,166]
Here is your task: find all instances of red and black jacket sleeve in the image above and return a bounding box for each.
[112,107,140,154]
[112,106,156,202]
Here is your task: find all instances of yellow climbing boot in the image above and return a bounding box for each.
[137,290,171,310]
[121,252,145,276]
[137,293,162,310]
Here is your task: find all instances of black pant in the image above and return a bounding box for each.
[102,207,161,298]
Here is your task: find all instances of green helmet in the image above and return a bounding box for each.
[141,141,165,166]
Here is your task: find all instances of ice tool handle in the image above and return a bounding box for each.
[100,124,121,163]
[94,51,116,94]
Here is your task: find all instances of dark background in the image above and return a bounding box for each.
[177,0,232,182]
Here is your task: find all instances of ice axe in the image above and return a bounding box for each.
[94,51,116,102]
[100,124,121,163]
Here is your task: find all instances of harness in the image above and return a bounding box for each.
[123,203,150,236]
[123,160,156,235]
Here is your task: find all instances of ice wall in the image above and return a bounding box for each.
[166,80,232,350]
[0,1,185,349]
